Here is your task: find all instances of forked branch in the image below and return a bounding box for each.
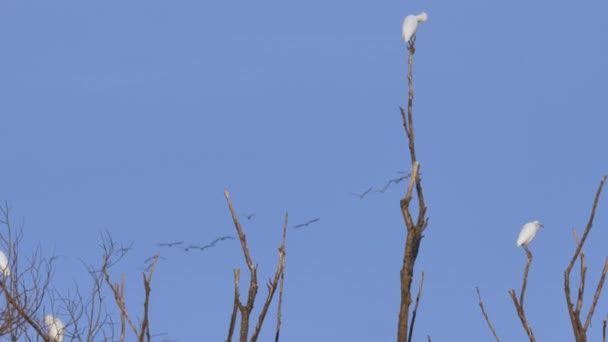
[224,191,288,342]
[397,38,429,342]
[564,176,607,341]
[508,245,535,341]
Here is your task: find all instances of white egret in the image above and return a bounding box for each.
[402,12,428,43]
[44,315,65,342]
[516,221,544,247]
[0,250,10,277]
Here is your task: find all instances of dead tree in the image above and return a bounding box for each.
[224,191,287,342]
[397,36,429,342]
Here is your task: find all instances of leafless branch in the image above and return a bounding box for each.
[564,176,607,341]
[274,271,285,342]
[397,37,429,342]
[251,212,287,341]
[508,245,535,341]
[226,269,241,342]
[407,271,424,342]
[223,191,288,342]
[476,287,500,342]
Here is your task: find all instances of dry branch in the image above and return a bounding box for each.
[508,245,535,341]
[224,191,288,342]
[564,176,607,341]
[476,287,500,342]
[407,271,424,342]
[397,38,429,342]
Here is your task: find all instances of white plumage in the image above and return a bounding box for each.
[0,250,10,277]
[516,221,544,247]
[44,315,65,342]
[402,12,428,43]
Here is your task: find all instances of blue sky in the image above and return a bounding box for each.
[1,1,608,341]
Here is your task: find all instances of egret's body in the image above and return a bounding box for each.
[44,315,65,342]
[516,221,544,247]
[402,12,428,43]
[0,250,10,277]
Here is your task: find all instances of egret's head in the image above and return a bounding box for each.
[417,12,428,22]
[532,220,544,228]
[44,315,54,326]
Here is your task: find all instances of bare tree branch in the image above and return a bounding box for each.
[397,37,429,342]
[476,287,500,342]
[407,271,424,342]
[508,245,535,341]
[226,269,240,342]
[223,191,288,342]
[251,212,288,342]
[564,176,607,341]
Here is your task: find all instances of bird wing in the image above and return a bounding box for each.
[516,223,537,246]
[402,16,418,42]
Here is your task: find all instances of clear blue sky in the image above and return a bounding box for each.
[1,1,608,341]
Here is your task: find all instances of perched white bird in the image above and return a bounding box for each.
[0,250,10,277]
[44,315,65,342]
[402,12,428,43]
[516,221,544,247]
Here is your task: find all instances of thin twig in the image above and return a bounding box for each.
[251,212,288,342]
[225,269,240,342]
[274,272,285,342]
[476,287,500,342]
[407,271,425,342]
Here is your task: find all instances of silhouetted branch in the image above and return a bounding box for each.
[407,271,424,342]
[476,287,500,342]
[603,314,607,342]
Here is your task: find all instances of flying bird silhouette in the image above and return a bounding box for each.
[293,218,320,229]
[242,213,257,220]
[351,187,373,199]
[180,236,236,252]
[157,241,184,247]
[376,174,410,193]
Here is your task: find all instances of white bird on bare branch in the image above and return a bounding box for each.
[0,250,10,277]
[402,12,428,43]
[516,221,544,247]
[44,315,65,342]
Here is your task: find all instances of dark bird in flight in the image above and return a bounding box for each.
[293,217,320,229]
[242,213,257,220]
[350,187,373,199]
[180,236,236,252]
[376,173,410,193]
[157,241,184,247]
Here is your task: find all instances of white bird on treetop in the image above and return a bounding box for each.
[402,12,428,43]
[0,250,10,277]
[44,315,65,342]
[516,221,544,247]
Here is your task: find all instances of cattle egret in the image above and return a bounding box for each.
[516,221,544,247]
[402,12,428,43]
[0,250,9,277]
[44,315,65,342]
